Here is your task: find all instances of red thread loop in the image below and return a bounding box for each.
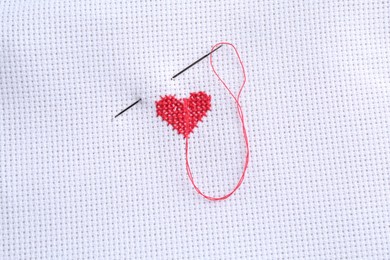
[184,42,250,201]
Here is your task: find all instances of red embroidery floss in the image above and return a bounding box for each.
[184,42,250,201]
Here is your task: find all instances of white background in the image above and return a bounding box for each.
[1,1,390,259]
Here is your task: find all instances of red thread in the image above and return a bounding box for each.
[156,92,211,138]
[185,42,250,201]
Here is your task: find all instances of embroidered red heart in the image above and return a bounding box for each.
[156,92,211,138]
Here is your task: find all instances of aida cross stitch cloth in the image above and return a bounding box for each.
[1,1,390,259]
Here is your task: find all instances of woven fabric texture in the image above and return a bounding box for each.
[1,1,390,259]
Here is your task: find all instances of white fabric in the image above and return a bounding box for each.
[1,1,390,259]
